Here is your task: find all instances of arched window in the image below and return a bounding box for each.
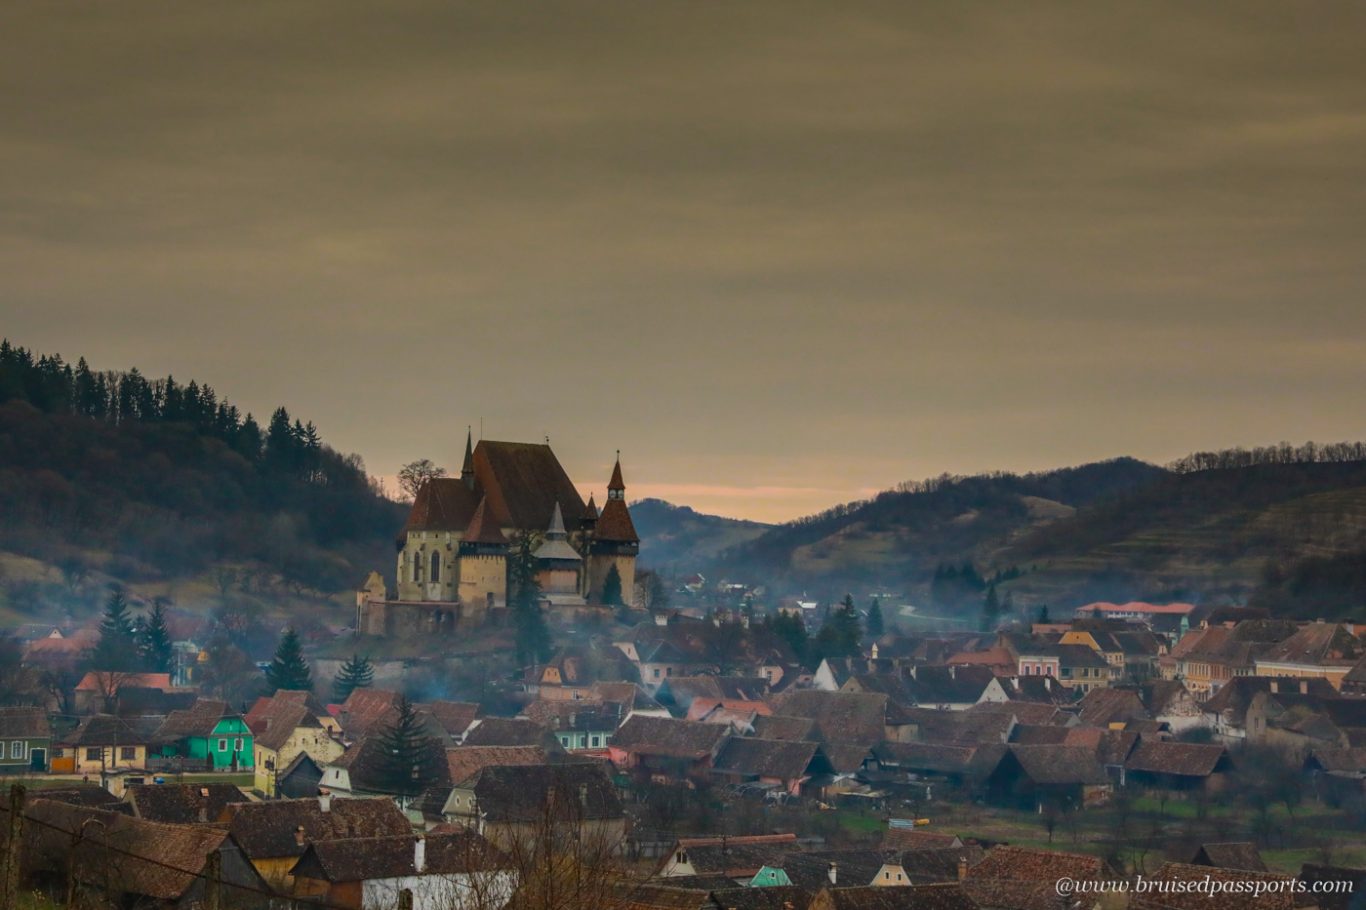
[411,552,420,583]
[430,550,441,583]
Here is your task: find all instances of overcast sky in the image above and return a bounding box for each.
[5,2,1366,522]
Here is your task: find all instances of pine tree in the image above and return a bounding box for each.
[372,695,443,798]
[333,654,374,702]
[1037,604,1050,624]
[866,597,885,638]
[602,564,624,607]
[90,586,139,672]
[817,595,863,660]
[508,532,552,666]
[264,627,313,693]
[139,597,174,673]
[981,584,1001,632]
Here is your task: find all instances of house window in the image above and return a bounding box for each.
[10,741,24,759]
[235,738,244,751]
[653,669,661,679]
[430,550,441,583]
[591,736,600,747]
[218,739,228,752]
[86,748,101,761]
[120,747,136,761]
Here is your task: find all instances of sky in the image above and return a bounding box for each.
[4,2,1366,523]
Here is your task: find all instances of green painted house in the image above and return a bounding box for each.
[153,699,253,771]
[0,707,52,773]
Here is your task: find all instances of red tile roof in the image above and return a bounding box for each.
[595,497,639,543]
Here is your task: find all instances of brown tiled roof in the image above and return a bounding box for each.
[0,706,50,739]
[823,883,976,910]
[60,713,161,747]
[1259,623,1365,668]
[1007,745,1109,785]
[421,701,481,738]
[772,691,887,745]
[611,715,728,759]
[614,883,712,910]
[666,839,802,878]
[467,761,623,822]
[709,886,819,910]
[403,477,481,534]
[224,796,411,859]
[462,717,562,750]
[966,844,1103,882]
[751,714,817,742]
[248,693,324,752]
[463,496,508,544]
[1076,687,1149,726]
[1189,842,1268,873]
[712,737,819,781]
[966,700,1071,726]
[1126,740,1228,777]
[1131,862,1297,910]
[291,831,508,882]
[904,706,1016,746]
[21,799,234,900]
[154,698,235,740]
[609,457,626,492]
[445,745,547,785]
[125,782,248,825]
[872,742,1005,779]
[25,787,126,811]
[338,688,403,738]
[474,440,589,530]
[1307,746,1366,773]
[822,743,874,774]
[595,497,640,543]
[1299,864,1366,910]
[881,829,960,851]
[663,676,771,708]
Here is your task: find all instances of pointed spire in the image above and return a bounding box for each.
[608,451,625,500]
[461,428,475,489]
[463,496,506,545]
[546,501,566,539]
[584,494,598,520]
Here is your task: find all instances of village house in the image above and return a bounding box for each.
[151,697,253,771]
[711,737,830,797]
[72,670,180,713]
[1255,621,1366,690]
[609,714,730,782]
[246,689,344,796]
[1186,841,1269,873]
[0,706,51,773]
[961,845,1106,910]
[1130,863,1300,910]
[445,761,627,852]
[1201,676,1338,742]
[984,745,1111,810]
[124,781,248,824]
[53,713,162,775]
[291,831,515,910]
[223,794,413,891]
[657,833,803,879]
[1123,740,1232,791]
[1246,689,1366,753]
[522,700,623,751]
[13,797,270,909]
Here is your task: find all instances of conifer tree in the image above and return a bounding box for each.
[90,586,139,672]
[817,594,863,660]
[602,564,624,607]
[264,627,313,693]
[139,597,174,673]
[508,532,552,666]
[981,584,1001,632]
[333,653,375,702]
[372,695,443,798]
[866,597,885,638]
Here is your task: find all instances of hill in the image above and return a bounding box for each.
[998,458,1366,617]
[630,498,771,570]
[0,340,406,623]
[711,458,1167,598]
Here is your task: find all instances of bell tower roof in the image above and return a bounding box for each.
[607,452,625,500]
[460,428,475,488]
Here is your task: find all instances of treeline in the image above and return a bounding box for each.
[0,340,404,596]
[1168,441,1366,474]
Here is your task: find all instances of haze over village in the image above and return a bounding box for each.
[4,3,1366,910]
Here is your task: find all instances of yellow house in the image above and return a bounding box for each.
[1059,628,1124,681]
[245,690,343,796]
[56,714,153,775]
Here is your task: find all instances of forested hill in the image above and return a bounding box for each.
[0,340,404,608]
[630,498,771,570]
[711,458,1167,594]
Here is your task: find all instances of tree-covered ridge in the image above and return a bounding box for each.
[0,340,404,595]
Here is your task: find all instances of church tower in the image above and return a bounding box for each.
[587,453,639,604]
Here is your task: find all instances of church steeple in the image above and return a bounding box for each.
[607,451,625,501]
[461,428,475,490]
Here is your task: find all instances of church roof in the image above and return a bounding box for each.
[401,440,589,535]
[595,497,639,543]
[608,457,626,492]
[534,502,581,562]
[473,441,589,530]
[404,478,481,534]
[583,494,598,520]
[463,497,508,545]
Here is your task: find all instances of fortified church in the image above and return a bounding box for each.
[356,434,638,636]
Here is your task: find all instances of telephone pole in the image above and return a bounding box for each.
[2,784,25,908]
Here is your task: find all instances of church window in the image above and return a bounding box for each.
[430,550,441,583]
[412,554,420,583]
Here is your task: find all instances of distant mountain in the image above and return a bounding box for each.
[630,498,771,570]
[712,458,1167,598]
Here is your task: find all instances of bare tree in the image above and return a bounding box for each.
[398,460,448,500]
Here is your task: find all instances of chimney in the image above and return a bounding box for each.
[414,836,426,873]
[827,862,837,885]
[958,856,968,881]
[319,794,332,813]
[294,825,306,847]
[1300,679,1309,694]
